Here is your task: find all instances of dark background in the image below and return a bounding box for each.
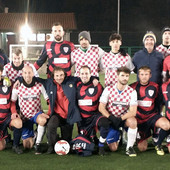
[1,0,170,46]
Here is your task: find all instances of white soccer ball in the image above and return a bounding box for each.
[54,140,70,155]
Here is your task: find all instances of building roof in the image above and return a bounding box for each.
[0,13,77,32]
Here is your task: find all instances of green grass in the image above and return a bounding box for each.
[1,73,170,170]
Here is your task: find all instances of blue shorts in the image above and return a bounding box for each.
[0,114,11,140]
[22,111,42,140]
[106,128,120,144]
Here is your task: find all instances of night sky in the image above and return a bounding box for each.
[2,0,170,32]
[1,0,170,46]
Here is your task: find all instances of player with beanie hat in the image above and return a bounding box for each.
[143,31,157,44]
[78,31,91,43]
[161,27,170,35]
[156,27,170,59]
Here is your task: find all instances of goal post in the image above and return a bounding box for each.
[9,44,99,62]
[9,44,44,62]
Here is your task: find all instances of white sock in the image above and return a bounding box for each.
[126,127,137,150]
[99,136,106,143]
[36,125,45,144]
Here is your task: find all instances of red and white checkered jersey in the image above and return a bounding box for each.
[100,84,137,117]
[101,51,134,86]
[11,82,48,119]
[156,44,170,58]
[71,46,105,77]
[2,62,39,83]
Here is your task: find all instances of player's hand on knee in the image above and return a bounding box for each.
[108,115,122,130]
[11,113,20,120]
[41,113,50,119]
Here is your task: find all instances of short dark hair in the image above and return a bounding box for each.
[0,64,3,72]
[109,33,122,42]
[51,66,66,78]
[13,48,22,56]
[80,65,91,73]
[117,66,131,75]
[52,22,63,28]
[138,66,151,74]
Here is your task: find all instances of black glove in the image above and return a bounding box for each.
[108,115,122,130]
[119,48,126,56]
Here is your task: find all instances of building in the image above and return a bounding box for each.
[0,11,77,57]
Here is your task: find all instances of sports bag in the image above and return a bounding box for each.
[71,134,95,156]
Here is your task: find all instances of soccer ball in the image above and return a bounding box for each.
[54,140,70,155]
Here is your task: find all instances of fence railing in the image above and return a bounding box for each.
[101,46,143,57]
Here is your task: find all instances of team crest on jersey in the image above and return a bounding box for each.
[148,90,154,97]
[63,47,69,53]
[88,88,94,95]
[2,86,8,93]
[69,84,73,88]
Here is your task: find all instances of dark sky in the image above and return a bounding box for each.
[1,0,170,46]
[2,0,170,32]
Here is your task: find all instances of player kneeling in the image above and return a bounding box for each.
[131,66,170,155]
[99,67,138,157]
[11,65,49,154]
[0,64,22,153]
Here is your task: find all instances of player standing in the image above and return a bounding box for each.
[3,49,39,83]
[133,31,163,86]
[156,27,170,58]
[34,22,74,77]
[71,31,105,77]
[101,33,134,86]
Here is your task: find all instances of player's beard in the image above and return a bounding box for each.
[119,80,128,85]
[54,35,62,42]
[81,43,88,49]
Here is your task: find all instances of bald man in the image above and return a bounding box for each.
[11,65,49,154]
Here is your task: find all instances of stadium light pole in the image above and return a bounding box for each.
[19,0,31,59]
[117,0,120,34]
[20,23,32,59]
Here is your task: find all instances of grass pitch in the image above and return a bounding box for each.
[1,73,170,170]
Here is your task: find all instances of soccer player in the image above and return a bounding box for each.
[2,48,39,153]
[11,65,49,154]
[156,27,170,58]
[133,31,163,86]
[45,66,81,154]
[101,33,134,86]
[0,64,22,152]
[77,66,110,155]
[157,27,170,82]
[0,65,22,154]
[34,22,74,77]
[0,49,9,66]
[3,48,38,83]
[161,71,170,153]
[130,66,170,155]
[71,31,105,77]
[99,66,138,157]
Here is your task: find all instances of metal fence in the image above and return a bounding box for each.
[101,46,143,57]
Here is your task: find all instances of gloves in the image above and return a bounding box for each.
[3,77,11,87]
[108,115,122,130]
[119,48,126,56]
